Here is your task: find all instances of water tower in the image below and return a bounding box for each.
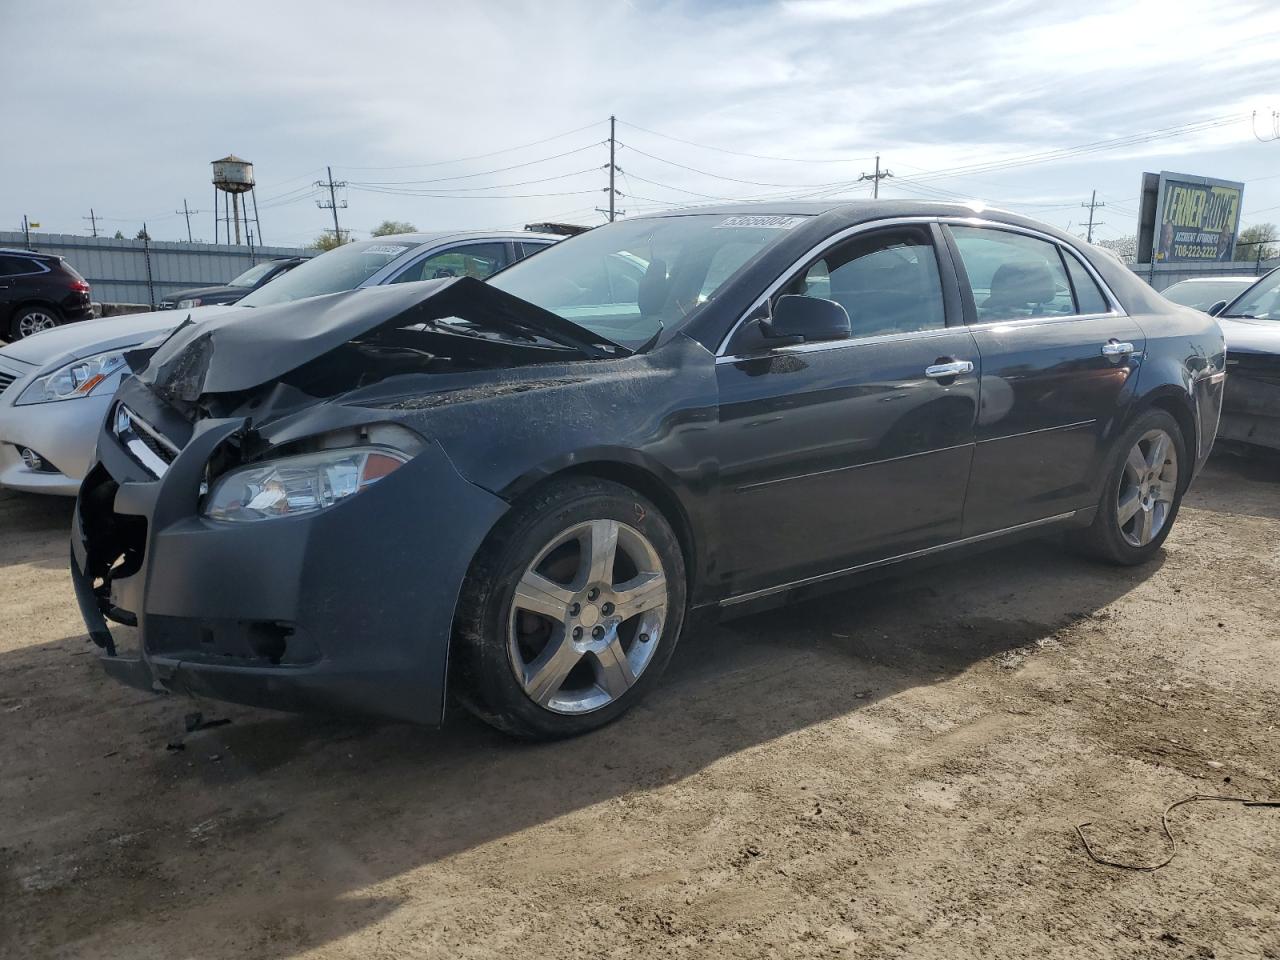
[211,155,263,246]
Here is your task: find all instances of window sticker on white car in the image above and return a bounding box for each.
[714,215,808,230]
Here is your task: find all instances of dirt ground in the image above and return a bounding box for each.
[2,454,1278,960]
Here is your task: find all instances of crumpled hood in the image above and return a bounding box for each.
[0,303,241,368]
[137,277,619,403]
[1219,317,1280,355]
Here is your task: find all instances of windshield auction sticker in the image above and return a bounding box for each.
[715,215,808,230]
[363,244,413,256]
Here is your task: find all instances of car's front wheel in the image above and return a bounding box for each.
[11,305,63,340]
[453,477,686,739]
[1074,408,1188,565]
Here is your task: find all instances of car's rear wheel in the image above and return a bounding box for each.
[453,477,686,739]
[1074,408,1187,565]
[11,305,62,340]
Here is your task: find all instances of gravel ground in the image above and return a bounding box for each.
[1,454,1278,960]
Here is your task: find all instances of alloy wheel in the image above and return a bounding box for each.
[1117,428,1178,548]
[18,311,57,338]
[507,518,669,715]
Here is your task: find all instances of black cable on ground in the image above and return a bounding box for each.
[1076,794,1280,871]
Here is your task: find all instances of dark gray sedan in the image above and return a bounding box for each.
[72,202,1226,739]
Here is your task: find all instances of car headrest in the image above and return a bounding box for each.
[986,261,1055,308]
[637,258,668,316]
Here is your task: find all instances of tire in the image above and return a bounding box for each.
[11,305,63,340]
[1072,408,1188,565]
[453,477,687,740]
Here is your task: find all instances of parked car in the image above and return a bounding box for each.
[1211,266,1280,452]
[70,201,1225,739]
[0,231,558,495]
[0,248,93,341]
[1160,276,1256,312]
[159,257,308,310]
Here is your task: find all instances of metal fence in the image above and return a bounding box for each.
[0,231,310,309]
[1127,258,1279,292]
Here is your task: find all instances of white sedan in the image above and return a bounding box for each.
[0,230,558,494]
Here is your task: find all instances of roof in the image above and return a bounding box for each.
[629,199,1026,220]
[1165,276,1255,284]
[374,229,563,245]
[0,247,55,259]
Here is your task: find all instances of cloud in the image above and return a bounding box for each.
[2,0,1279,245]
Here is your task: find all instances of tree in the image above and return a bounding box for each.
[1236,223,1277,261]
[112,230,125,239]
[311,230,347,251]
[135,227,150,241]
[371,220,417,237]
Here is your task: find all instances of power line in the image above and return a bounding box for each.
[345,142,606,187]
[336,119,608,171]
[617,143,858,189]
[616,119,875,164]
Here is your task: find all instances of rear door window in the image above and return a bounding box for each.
[949,226,1075,322]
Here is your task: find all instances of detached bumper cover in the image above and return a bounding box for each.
[73,413,508,725]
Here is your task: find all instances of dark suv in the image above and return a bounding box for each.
[0,249,93,341]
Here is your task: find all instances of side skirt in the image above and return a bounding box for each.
[714,509,1091,619]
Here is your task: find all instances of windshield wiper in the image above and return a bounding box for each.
[1222,313,1258,319]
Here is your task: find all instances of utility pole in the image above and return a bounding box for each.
[857,155,893,198]
[316,166,348,245]
[175,199,197,243]
[609,115,617,222]
[595,116,625,223]
[22,215,32,249]
[1082,189,1106,243]
[83,209,99,237]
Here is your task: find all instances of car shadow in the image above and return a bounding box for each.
[1185,449,1280,520]
[0,503,1166,957]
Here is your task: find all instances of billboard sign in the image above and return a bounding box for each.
[1148,172,1244,263]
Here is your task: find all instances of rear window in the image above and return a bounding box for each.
[0,255,43,276]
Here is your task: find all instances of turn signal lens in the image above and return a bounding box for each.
[202,447,408,523]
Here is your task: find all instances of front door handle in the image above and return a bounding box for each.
[925,360,974,379]
[1101,340,1135,356]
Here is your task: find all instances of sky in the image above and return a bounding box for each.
[3,0,1280,249]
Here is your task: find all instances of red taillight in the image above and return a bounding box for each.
[70,279,90,293]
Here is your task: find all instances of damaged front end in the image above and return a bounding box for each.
[1220,349,1280,452]
[71,278,620,724]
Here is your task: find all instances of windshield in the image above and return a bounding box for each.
[1221,271,1280,319]
[236,240,415,308]
[1163,279,1252,311]
[228,261,279,289]
[487,214,808,347]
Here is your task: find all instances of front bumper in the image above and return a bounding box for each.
[72,395,508,725]
[0,388,110,496]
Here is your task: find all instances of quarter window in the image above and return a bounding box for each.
[777,226,946,337]
[392,242,509,283]
[949,226,1075,322]
[1063,251,1109,314]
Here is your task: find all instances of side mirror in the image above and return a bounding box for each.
[1207,299,1228,317]
[762,294,851,346]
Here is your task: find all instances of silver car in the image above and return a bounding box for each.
[0,231,558,494]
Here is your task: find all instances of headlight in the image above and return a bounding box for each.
[176,298,202,309]
[15,350,130,406]
[202,447,408,522]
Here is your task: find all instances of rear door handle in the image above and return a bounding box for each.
[1101,340,1135,356]
[925,360,974,379]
